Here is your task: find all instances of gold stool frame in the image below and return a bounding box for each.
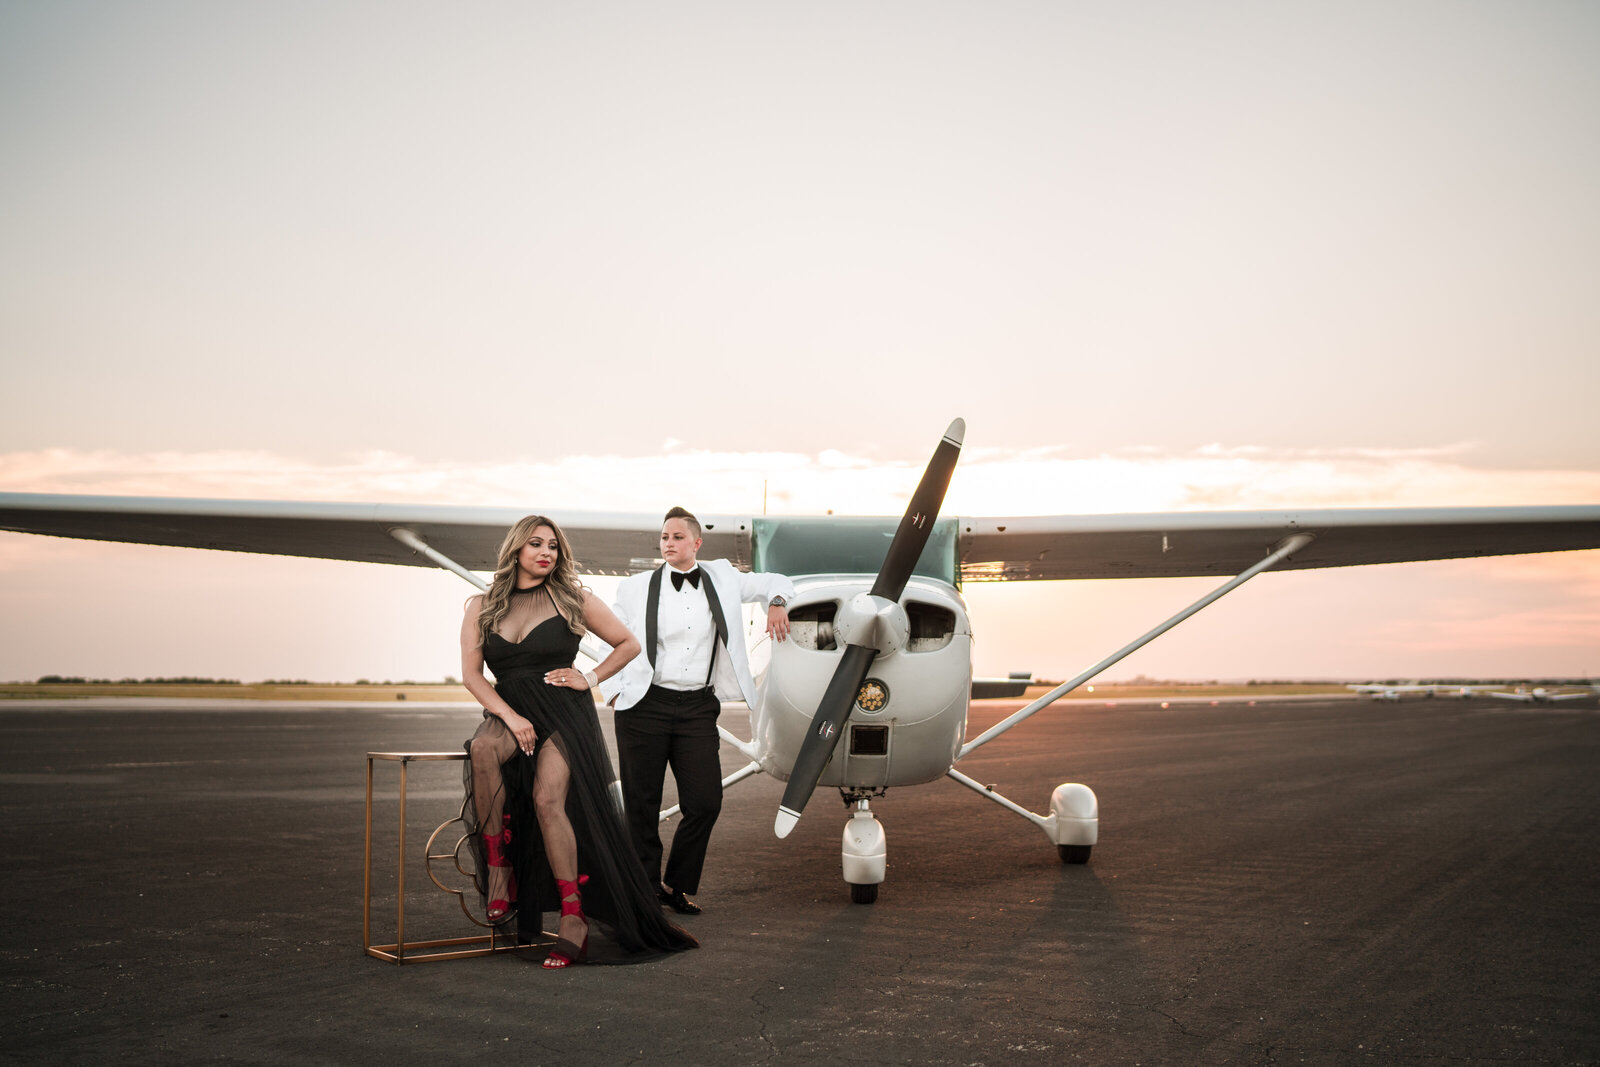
[363,751,550,964]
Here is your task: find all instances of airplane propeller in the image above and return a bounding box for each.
[774,418,965,838]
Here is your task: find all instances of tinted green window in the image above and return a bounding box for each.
[752,517,958,585]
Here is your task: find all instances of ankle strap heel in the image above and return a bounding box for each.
[480,815,516,924]
[544,874,590,969]
[481,814,513,867]
[555,874,589,918]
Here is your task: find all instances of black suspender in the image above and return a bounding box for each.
[700,569,729,648]
[645,565,663,668]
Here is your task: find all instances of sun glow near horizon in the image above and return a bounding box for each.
[1,443,1597,684]
[4,443,1597,516]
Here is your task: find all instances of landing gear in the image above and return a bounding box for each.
[945,770,1099,867]
[841,797,885,905]
[1049,783,1098,861]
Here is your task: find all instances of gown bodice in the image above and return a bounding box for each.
[484,615,579,681]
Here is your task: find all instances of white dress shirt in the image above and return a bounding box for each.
[602,557,795,712]
[654,566,715,690]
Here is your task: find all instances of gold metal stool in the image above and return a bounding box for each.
[363,751,547,964]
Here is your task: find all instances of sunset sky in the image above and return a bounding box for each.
[2,2,1597,684]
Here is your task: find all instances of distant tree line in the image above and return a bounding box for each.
[27,676,466,686]
[34,676,242,685]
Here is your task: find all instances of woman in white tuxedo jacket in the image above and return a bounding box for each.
[598,507,793,913]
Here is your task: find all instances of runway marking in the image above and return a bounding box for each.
[104,760,237,768]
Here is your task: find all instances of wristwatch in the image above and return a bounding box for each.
[770,596,787,608]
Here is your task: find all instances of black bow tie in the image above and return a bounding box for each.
[671,568,701,591]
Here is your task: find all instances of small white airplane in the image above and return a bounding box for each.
[1346,683,1439,701]
[1347,682,1596,703]
[1480,685,1598,703]
[4,419,1600,903]
[1435,685,1492,699]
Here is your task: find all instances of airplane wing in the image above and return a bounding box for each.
[2,494,1599,580]
[1483,688,1596,703]
[956,506,1600,580]
[0,494,680,576]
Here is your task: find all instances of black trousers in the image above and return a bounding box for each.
[614,685,723,896]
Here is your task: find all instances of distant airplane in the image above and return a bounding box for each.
[1480,685,1598,703]
[1346,683,1437,702]
[1436,685,1494,699]
[1348,682,1597,702]
[4,421,1600,902]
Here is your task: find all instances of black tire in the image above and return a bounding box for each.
[1058,844,1092,865]
[850,882,879,904]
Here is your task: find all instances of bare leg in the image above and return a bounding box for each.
[469,722,518,916]
[534,741,585,947]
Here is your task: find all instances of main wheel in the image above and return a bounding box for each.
[1058,844,1092,864]
[850,882,879,904]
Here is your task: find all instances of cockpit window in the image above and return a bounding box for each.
[752,517,959,585]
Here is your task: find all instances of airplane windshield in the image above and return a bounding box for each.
[752,517,959,585]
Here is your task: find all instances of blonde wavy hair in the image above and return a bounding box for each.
[475,515,588,644]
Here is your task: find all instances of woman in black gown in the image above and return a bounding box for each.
[460,515,697,967]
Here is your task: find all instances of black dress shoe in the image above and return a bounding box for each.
[658,885,702,915]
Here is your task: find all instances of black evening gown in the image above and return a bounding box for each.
[463,607,697,962]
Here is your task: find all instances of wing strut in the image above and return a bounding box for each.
[958,532,1315,759]
[389,528,487,590]
[390,527,620,666]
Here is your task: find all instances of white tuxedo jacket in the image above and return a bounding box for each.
[599,557,794,711]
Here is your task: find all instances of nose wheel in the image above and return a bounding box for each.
[841,798,886,904]
[1058,843,1092,864]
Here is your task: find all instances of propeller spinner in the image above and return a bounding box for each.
[774,418,965,838]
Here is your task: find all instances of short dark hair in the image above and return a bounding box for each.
[662,506,701,539]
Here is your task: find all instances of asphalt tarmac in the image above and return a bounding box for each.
[2,695,1597,1065]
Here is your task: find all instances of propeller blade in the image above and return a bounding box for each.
[773,418,966,839]
[870,417,964,602]
[775,644,877,838]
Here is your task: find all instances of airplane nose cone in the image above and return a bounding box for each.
[833,593,908,657]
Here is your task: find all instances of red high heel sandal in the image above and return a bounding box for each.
[481,814,517,924]
[542,874,590,969]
